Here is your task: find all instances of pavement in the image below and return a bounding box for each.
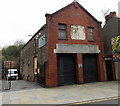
[0,81,119,105]
[1,80,40,92]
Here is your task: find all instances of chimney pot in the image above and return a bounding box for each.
[105,11,117,23]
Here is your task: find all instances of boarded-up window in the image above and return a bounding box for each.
[38,34,46,48]
[58,24,67,39]
[71,25,85,40]
[88,27,95,41]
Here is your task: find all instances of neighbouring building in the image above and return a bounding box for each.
[102,12,120,81]
[20,1,107,87]
[2,61,16,79]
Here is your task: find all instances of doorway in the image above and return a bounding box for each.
[57,54,77,86]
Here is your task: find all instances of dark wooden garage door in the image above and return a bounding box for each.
[57,54,76,86]
[82,54,98,83]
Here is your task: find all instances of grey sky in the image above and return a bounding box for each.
[0,0,119,48]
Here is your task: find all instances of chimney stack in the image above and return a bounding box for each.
[105,11,117,23]
[73,0,77,2]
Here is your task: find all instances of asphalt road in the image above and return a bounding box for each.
[0,80,41,92]
[70,97,120,105]
[87,98,119,104]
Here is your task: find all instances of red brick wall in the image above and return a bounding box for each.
[45,2,106,87]
[76,53,84,84]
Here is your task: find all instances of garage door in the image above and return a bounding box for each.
[82,54,98,83]
[57,54,76,86]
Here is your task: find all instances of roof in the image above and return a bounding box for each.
[45,1,102,24]
[21,1,102,52]
[20,24,46,51]
[103,17,120,28]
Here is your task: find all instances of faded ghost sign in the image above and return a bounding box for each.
[71,25,85,40]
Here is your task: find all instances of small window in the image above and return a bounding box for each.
[88,27,95,41]
[58,24,67,39]
[34,39,36,53]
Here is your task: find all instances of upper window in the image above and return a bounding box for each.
[88,27,95,41]
[58,23,67,39]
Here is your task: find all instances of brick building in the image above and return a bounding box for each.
[20,1,107,87]
[102,12,120,81]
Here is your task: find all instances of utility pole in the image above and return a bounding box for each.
[8,61,11,90]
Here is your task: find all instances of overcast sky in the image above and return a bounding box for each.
[0,0,119,48]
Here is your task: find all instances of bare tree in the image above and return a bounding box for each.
[14,39,25,46]
[102,8,111,18]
